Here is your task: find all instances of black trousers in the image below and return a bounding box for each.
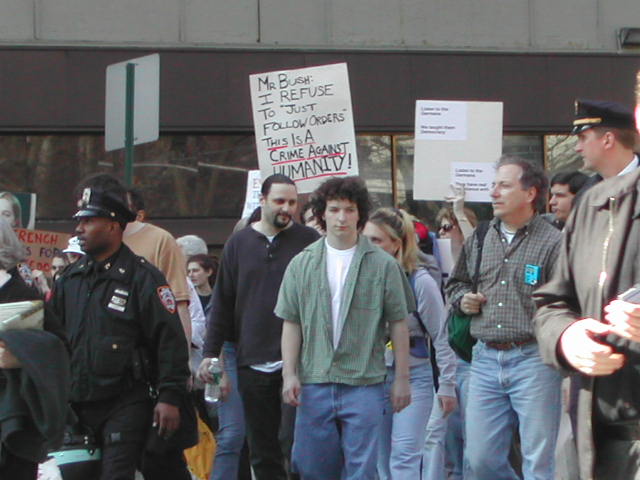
[594,434,640,479]
[73,391,152,480]
[140,449,191,480]
[237,367,298,480]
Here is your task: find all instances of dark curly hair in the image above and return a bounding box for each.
[312,177,371,231]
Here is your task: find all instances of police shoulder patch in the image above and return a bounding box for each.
[157,285,176,314]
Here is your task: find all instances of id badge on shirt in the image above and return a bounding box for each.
[524,264,541,286]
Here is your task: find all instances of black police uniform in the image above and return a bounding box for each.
[51,245,190,479]
[50,189,190,480]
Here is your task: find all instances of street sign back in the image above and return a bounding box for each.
[105,53,159,151]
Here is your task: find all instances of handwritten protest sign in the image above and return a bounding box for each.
[413,100,502,202]
[250,63,358,194]
[241,170,262,218]
[14,228,71,273]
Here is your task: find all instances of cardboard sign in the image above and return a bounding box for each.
[413,100,502,202]
[14,229,71,273]
[250,63,358,193]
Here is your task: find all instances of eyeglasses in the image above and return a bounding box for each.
[439,224,455,233]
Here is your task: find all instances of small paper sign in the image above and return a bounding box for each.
[450,162,495,203]
[416,101,468,141]
[241,170,262,219]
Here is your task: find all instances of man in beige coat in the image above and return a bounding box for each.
[534,165,640,479]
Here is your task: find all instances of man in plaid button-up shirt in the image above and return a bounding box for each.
[446,156,562,480]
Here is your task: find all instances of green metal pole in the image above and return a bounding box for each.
[124,63,136,186]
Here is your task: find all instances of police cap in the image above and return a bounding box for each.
[73,188,136,223]
[572,99,636,135]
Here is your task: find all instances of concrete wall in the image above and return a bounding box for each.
[1,0,639,51]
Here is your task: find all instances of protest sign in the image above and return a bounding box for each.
[241,170,262,218]
[0,191,36,229]
[436,238,454,279]
[249,63,358,194]
[413,100,502,202]
[14,228,71,273]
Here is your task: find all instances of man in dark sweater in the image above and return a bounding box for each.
[199,174,319,480]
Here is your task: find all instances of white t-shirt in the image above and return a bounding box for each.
[500,222,516,244]
[325,239,357,349]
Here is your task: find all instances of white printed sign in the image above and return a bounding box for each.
[241,170,262,218]
[413,100,503,201]
[436,238,454,278]
[450,162,495,203]
[250,63,358,194]
[416,101,467,141]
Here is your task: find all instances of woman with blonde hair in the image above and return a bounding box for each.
[363,208,457,479]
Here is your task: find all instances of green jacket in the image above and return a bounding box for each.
[275,235,414,386]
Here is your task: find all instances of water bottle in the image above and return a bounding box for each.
[204,357,222,403]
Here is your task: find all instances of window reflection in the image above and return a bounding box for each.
[356,135,393,208]
[0,133,395,221]
[544,134,585,175]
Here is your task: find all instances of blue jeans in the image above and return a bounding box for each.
[378,365,434,480]
[210,342,246,480]
[465,341,561,480]
[293,383,384,480]
[444,357,471,480]
[422,392,447,480]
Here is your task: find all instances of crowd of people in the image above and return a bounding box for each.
[1,96,640,480]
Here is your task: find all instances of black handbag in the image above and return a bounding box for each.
[145,392,199,454]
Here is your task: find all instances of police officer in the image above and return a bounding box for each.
[50,187,190,480]
[572,99,639,195]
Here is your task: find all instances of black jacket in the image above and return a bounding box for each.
[0,329,69,463]
[50,244,189,405]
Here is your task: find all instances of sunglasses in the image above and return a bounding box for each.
[439,224,455,233]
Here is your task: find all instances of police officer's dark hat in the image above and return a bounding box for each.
[73,187,136,223]
[572,99,636,134]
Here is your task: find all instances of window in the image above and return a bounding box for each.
[544,134,584,174]
[0,133,395,221]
